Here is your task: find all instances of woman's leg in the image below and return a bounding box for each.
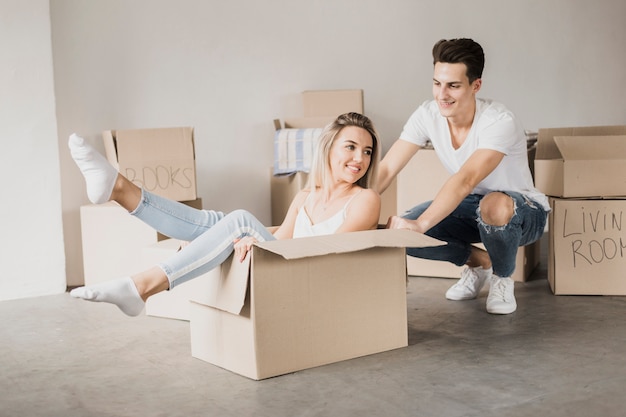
[69,134,225,241]
[70,209,275,316]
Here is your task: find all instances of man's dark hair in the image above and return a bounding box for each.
[432,38,485,83]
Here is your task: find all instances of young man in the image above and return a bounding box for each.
[378,38,549,315]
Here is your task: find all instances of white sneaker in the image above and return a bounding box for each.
[486,276,517,315]
[445,266,492,301]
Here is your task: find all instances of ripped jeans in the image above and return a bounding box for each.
[402,192,547,278]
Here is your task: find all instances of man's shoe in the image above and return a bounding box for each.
[445,266,492,301]
[486,276,517,314]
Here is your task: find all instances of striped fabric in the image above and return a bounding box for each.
[273,128,324,175]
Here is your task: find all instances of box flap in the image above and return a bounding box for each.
[192,253,251,315]
[554,135,626,160]
[537,125,626,159]
[256,229,444,260]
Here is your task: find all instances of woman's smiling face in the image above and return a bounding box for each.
[328,126,373,184]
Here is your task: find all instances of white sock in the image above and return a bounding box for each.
[70,277,145,317]
[68,133,118,204]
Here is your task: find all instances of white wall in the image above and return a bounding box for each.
[42,0,626,288]
[0,0,66,300]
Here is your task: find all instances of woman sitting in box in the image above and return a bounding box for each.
[68,112,381,316]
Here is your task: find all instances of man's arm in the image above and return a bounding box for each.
[377,139,421,194]
[387,148,504,233]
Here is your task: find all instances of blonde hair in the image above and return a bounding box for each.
[307,112,380,196]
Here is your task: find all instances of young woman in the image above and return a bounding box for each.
[69,112,381,316]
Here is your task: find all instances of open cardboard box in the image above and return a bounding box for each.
[189,229,443,380]
[535,125,626,198]
[548,197,626,295]
[102,127,197,201]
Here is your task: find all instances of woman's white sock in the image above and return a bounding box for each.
[70,277,145,317]
[68,133,117,204]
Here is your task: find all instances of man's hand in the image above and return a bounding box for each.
[233,236,258,262]
[385,216,423,233]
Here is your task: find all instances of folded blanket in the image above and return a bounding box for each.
[273,127,324,175]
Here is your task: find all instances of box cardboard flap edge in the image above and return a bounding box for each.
[257,228,444,259]
[536,125,626,159]
[195,229,444,316]
[553,135,626,160]
[274,117,335,129]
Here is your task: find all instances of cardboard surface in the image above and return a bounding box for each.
[103,127,197,201]
[535,125,626,198]
[270,170,309,226]
[392,149,540,281]
[302,89,364,117]
[80,202,158,286]
[190,229,443,380]
[548,197,626,295]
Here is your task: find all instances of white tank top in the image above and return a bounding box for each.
[292,190,361,238]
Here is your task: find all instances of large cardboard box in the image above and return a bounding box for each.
[390,148,540,282]
[270,90,365,225]
[189,229,443,380]
[535,125,626,198]
[140,239,220,321]
[80,199,202,286]
[103,127,197,201]
[548,197,626,295]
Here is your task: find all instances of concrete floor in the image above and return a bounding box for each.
[2,241,626,417]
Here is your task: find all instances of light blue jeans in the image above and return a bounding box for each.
[402,192,547,278]
[130,190,275,289]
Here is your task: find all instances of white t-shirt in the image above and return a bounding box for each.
[400,98,550,211]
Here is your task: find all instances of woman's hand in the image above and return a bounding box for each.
[233,236,258,262]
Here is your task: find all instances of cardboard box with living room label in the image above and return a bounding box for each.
[189,229,443,380]
[535,125,626,295]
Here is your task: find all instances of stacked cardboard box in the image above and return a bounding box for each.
[381,147,540,282]
[534,125,626,295]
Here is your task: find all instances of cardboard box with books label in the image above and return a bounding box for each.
[103,127,197,201]
[534,125,626,198]
[548,197,626,295]
[189,229,443,380]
